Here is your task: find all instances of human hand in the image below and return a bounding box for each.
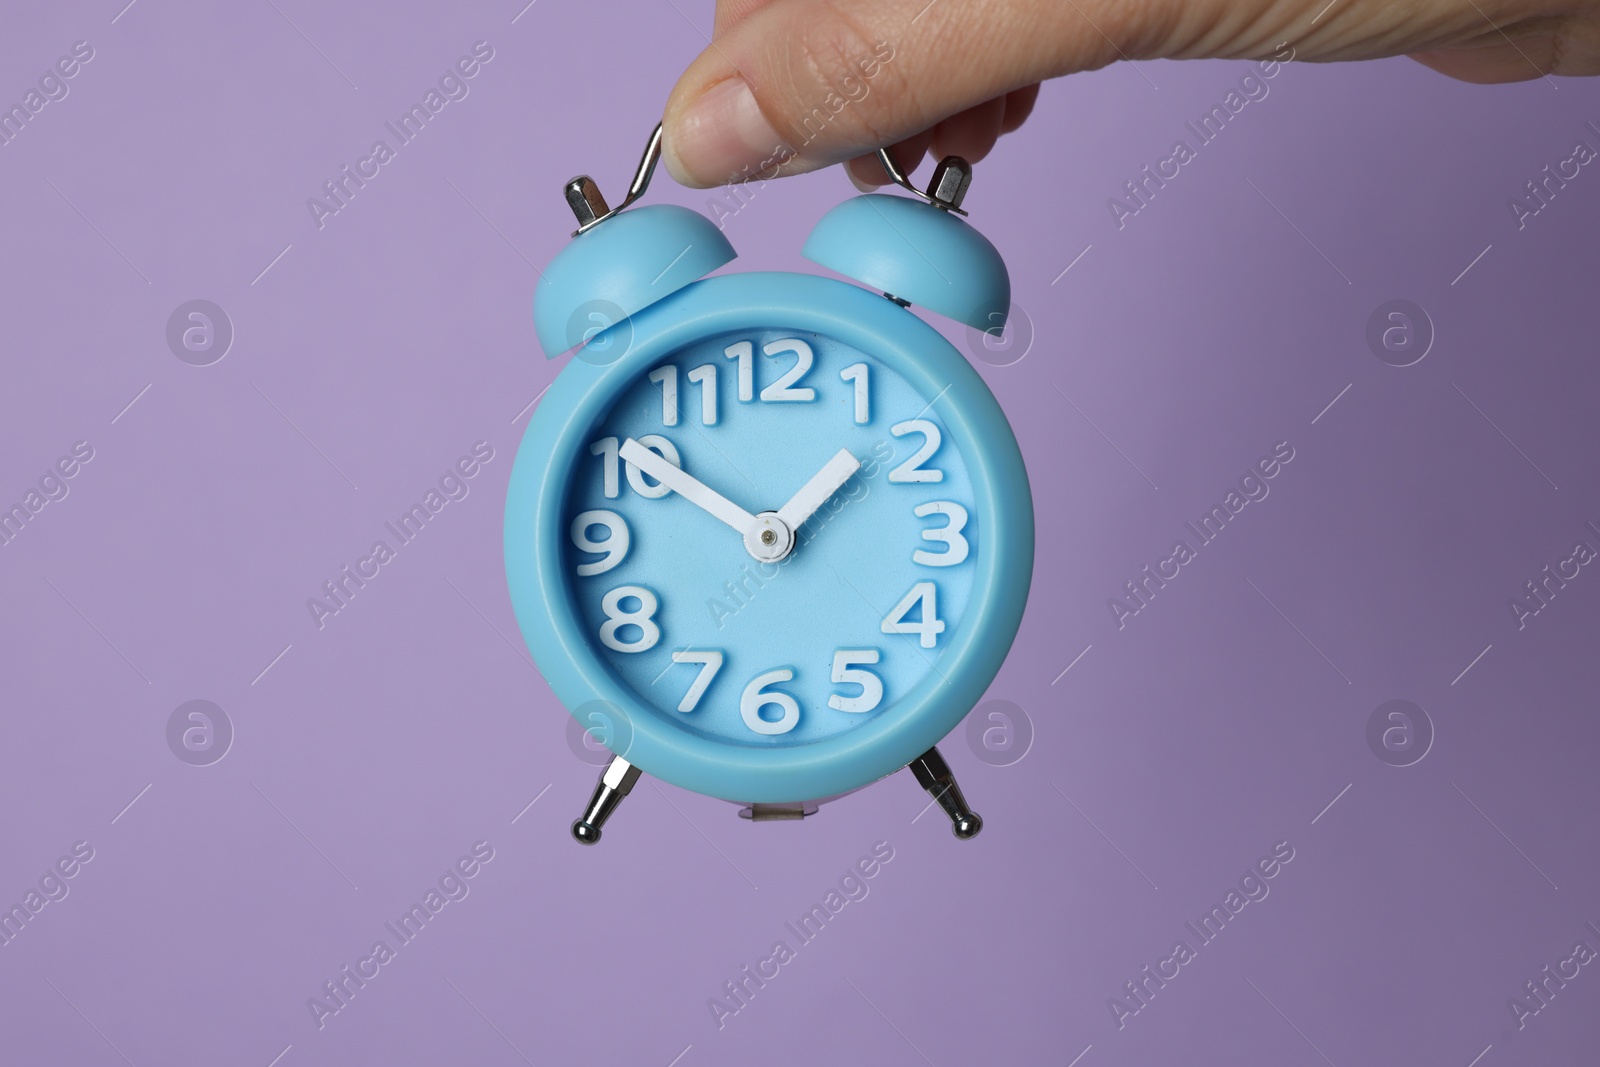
[662,0,1600,189]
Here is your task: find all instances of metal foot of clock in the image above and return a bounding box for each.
[571,755,640,845]
[908,745,983,839]
[570,746,981,843]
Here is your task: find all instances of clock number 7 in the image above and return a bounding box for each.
[669,650,723,712]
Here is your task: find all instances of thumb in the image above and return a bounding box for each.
[661,0,1133,187]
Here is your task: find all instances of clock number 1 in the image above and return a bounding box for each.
[840,363,869,424]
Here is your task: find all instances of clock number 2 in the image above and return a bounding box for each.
[599,585,661,653]
[888,420,943,482]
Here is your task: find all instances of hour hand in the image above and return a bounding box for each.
[619,438,756,536]
[776,449,861,531]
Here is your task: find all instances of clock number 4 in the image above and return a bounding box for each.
[591,434,680,499]
[649,364,718,426]
[599,585,660,653]
[882,581,945,648]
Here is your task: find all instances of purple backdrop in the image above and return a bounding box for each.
[4,2,1599,1065]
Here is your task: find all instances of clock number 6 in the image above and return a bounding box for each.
[570,509,630,576]
[740,668,800,735]
[599,585,661,653]
[829,649,883,713]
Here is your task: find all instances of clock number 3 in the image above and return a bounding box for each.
[599,585,660,653]
[912,502,969,566]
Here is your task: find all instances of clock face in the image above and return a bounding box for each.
[559,328,978,748]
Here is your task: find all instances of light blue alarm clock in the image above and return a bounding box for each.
[505,125,1033,843]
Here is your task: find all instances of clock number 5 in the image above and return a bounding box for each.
[912,502,969,566]
[882,581,945,648]
[829,649,883,713]
[599,585,661,653]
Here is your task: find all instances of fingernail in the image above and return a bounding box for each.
[663,77,781,187]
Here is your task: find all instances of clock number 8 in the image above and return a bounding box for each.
[599,585,661,653]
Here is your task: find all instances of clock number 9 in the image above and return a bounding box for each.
[570,510,631,576]
[591,435,681,499]
[599,585,661,653]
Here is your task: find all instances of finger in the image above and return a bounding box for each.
[999,84,1041,133]
[713,0,780,37]
[929,95,1007,163]
[844,129,935,189]
[662,0,1144,187]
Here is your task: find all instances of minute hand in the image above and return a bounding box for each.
[776,449,861,531]
[619,438,757,536]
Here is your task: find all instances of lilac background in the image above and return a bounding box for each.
[4,2,1600,1065]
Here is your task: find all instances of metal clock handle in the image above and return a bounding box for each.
[563,122,975,234]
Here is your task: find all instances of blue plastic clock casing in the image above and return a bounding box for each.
[506,271,1034,804]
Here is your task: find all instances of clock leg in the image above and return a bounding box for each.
[908,746,983,840]
[571,755,642,845]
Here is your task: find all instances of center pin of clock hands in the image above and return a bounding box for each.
[619,438,860,563]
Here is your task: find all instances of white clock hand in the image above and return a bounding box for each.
[619,438,757,536]
[776,449,861,532]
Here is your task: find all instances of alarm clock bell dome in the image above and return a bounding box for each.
[534,202,736,357]
[803,156,1009,334]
